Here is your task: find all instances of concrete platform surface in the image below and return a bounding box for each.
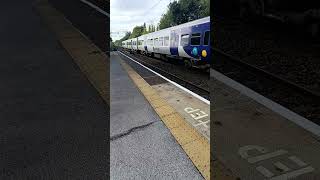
[110,53,203,179]
[211,70,320,179]
[0,1,109,179]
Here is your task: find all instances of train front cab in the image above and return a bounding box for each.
[180,23,210,68]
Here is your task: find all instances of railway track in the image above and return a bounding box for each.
[118,50,210,101]
[213,47,320,123]
[213,16,320,93]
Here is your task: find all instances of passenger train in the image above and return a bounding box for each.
[121,16,210,68]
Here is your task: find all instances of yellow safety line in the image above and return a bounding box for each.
[119,59,210,180]
[34,0,109,105]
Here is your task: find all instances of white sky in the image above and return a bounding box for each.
[110,0,172,41]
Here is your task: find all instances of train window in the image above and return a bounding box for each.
[154,38,159,46]
[180,34,189,46]
[191,33,201,45]
[204,31,209,45]
[164,36,169,46]
[159,37,164,46]
[148,39,153,46]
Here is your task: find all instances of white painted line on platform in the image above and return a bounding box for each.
[274,162,290,172]
[289,156,308,167]
[248,150,288,164]
[118,51,210,105]
[211,68,320,137]
[256,166,274,178]
[79,0,109,17]
[269,166,315,180]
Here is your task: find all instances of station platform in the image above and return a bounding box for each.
[211,69,320,179]
[110,52,205,179]
[0,1,109,179]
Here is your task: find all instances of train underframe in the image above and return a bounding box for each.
[121,48,210,70]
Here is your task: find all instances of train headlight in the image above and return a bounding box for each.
[192,47,198,56]
[202,50,207,57]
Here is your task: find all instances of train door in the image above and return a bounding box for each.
[170,30,179,56]
[201,30,210,63]
[136,37,138,51]
[143,36,147,52]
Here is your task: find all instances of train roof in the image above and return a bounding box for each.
[137,16,210,39]
[121,16,210,42]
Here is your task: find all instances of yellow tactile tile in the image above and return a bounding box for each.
[170,124,202,146]
[149,98,167,109]
[129,73,143,80]
[145,93,162,102]
[132,78,147,86]
[161,113,185,129]
[183,137,210,180]
[154,105,176,118]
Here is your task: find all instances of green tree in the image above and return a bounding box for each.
[114,31,131,46]
[120,32,131,41]
[129,25,145,39]
[114,39,121,46]
[152,25,155,32]
[148,25,151,32]
[142,22,148,34]
[158,0,209,30]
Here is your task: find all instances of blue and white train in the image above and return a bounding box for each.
[121,16,210,68]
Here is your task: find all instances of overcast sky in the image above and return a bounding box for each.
[110,0,172,41]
